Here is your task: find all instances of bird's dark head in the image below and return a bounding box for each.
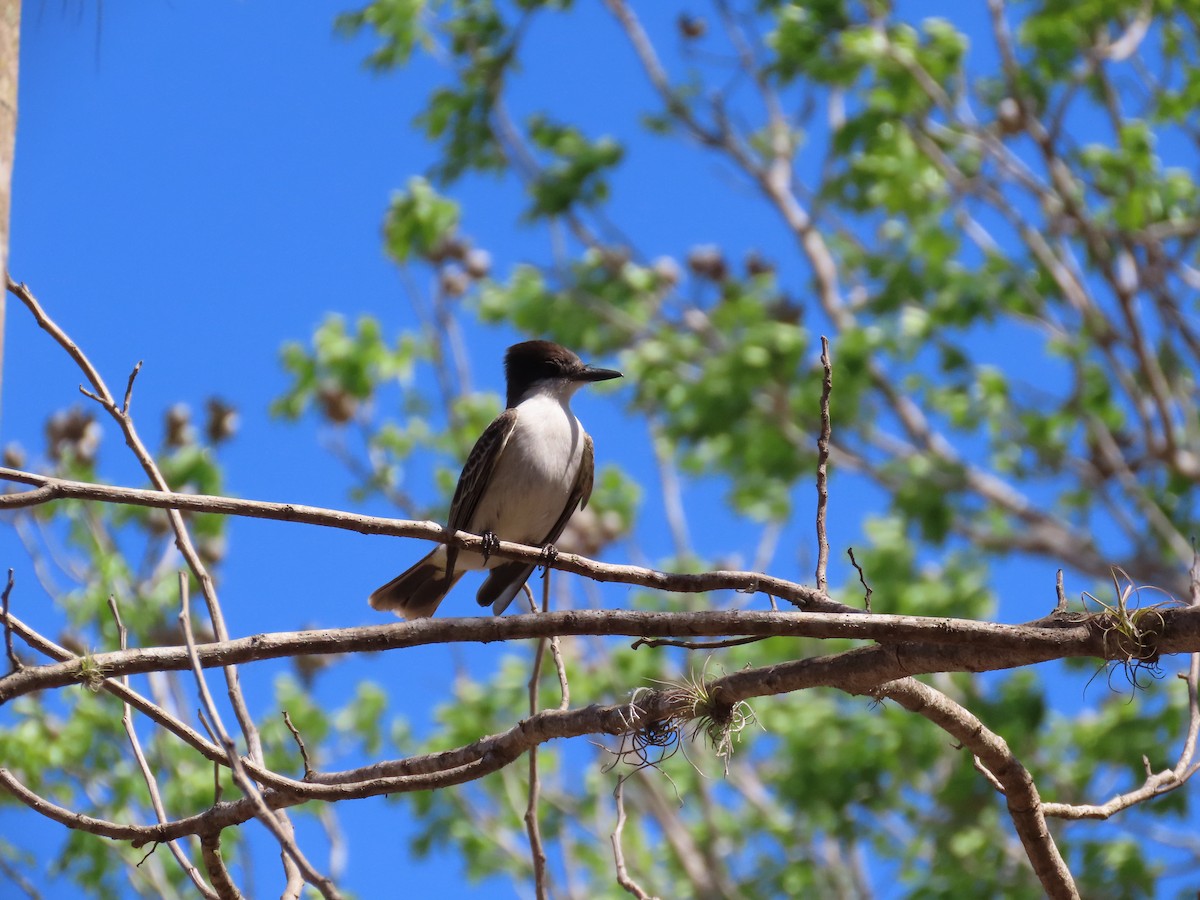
[504,340,622,407]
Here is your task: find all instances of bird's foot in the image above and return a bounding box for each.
[480,530,500,563]
[539,543,559,575]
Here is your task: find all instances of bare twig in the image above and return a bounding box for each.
[121,361,142,416]
[846,548,872,613]
[630,636,768,651]
[178,574,341,900]
[632,774,732,895]
[972,754,1007,794]
[1190,539,1199,607]
[108,595,218,899]
[0,852,41,900]
[282,712,315,781]
[549,634,570,711]
[2,568,19,672]
[0,767,159,842]
[1043,652,1200,820]
[525,572,551,899]
[543,570,570,710]
[611,780,658,900]
[317,805,348,882]
[815,337,832,593]
[7,279,268,772]
[651,422,692,560]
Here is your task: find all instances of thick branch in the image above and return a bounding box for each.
[875,678,1078,898]
[200,832,246,900]
[0,605,1147,706]
[0,604,1191,862]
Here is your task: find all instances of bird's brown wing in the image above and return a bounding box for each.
[444,407,519,578]
[541,432,594,546]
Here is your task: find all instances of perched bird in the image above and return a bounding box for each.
[369,340,622,618]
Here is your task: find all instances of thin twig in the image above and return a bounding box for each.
[630,636,768,651]
[108,595,218,899]
[0,767,161,841]
[972,754,1007,793]
[525,574,550,899]
[121,361,142,416]
[282,712,315,781]
[651,421,692,559]
[633,774,726,894]
[317,805,348,882]
[815,336,832,593]
[1190,538,1199,607]
[178,573,342,900]
[7,279,268,770]
[0,852,42,900]
[1043,651,1200,820]
[549,634,570,711]
[846,548,872,613]
[611,780,658,899]
[544,569,570,710]
[2,568,19,672]
[1056,569,1068,613]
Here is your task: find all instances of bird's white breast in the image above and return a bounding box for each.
[468,392,585,548]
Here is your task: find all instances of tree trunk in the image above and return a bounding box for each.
[0,0,20,427]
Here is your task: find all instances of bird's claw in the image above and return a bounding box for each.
[539,543,559,573]
[481,530,500,563]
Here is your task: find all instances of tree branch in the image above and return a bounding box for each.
[611,780,658,900]
[815,336,832,592]
[0,465,839,612]
[7,277,269,769]
[200,831,246,900]
[177,574,340,899]
[108,595,218,899]
[1042,652,1200,820]
[2,567,18,672]
[0,602,1155,707]
[874,677,1078,898]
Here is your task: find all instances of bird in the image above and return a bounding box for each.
[369,340,622,619]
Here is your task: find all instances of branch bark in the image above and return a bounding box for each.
[0,464,838,611]
[874,677,1078,898]
[0,604,1157,706]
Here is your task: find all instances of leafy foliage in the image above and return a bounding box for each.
[289,0,1200,894]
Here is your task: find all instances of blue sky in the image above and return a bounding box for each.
[4,4,794,896]
[1,1,1193,897]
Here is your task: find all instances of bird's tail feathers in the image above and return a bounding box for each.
[369,553,463,619]
[476,562,537,616]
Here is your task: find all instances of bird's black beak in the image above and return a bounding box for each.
[578,364,623,383]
